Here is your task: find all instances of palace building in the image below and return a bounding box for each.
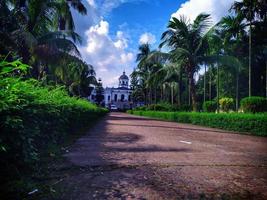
[89,71,132,110]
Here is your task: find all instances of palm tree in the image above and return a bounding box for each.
[231,0,267,96]
[160,13,211,111]
[136,43,152,104]
[218,15,247,110]
[1,0,86,78]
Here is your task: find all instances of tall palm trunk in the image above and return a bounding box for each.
[266,60,267,98]
[216,63,220,111]
[177,67,182,106]
[209,65,212,100]
[171,83,174,105]
[151,87,153,104]
[189,72,197,111]
[248,6,252,97]
[203,65,206,103]
[161,85,163,101]
[188,78,191,106]
[154,87,157,103]
[236,65,239,111]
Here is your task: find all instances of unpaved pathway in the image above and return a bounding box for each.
[53,112,267,200]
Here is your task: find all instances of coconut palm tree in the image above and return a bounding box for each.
[136,43,152,104]
[217,15,247,110]
[1,0,86,78]
[231,0,267,96]
[160,13,211,111]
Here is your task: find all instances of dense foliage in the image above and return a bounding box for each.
[0,0,97,97]
[130,0,267,112]
[135,102,191,112]
[241,96,267,113]
[202,101,217,112]
[128,111,267,136]
[219,97,234,112]
[0,0,105,199]
[0,76,107,199]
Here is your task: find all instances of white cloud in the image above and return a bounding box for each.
[139,32,156,44]
[87,0,96,8]
[80,20,135,87]
[99,0,145,15]
[171,0,236,24]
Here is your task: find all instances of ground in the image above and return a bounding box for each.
[47,112,267,200]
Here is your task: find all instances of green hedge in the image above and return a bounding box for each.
[240,96,267,113]
[127,110,267,136]
[0,77,108,198]
[135,103,192,112]
[202,101,217,112]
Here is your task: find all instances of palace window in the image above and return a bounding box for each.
[121,94,125,101]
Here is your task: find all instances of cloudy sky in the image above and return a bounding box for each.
[72,0,235,87]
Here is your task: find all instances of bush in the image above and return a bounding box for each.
[240,96,267,113]
[134,106,147,111]
[0,77,108,198]
[147,103,173,111]
[127,111,267,136]
[133,103,191,112]
[219,97,234,112]
[203,101,217,112]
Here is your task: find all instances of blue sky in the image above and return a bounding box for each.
[72,0,235,87]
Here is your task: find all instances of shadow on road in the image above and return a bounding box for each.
[48,113,267,200]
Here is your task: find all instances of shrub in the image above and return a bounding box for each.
[178,104,192,112]
[219,97,234,112]
[134,106,147,111]
[147,103,173,111]
[127,111,267,136]
[133,103,191,112]
[0,77,108,198]
[240,96,267,113]
[203,101,217,112]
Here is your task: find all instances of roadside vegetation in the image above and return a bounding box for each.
[129,0,267,134]
[0,1,107,199]
[128,110,267,136]
[130,0,266,111]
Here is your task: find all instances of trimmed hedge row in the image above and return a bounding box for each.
[0,77,108,198]
[240,96,267,113]
[127,110,267,136]
[135,103,192,112]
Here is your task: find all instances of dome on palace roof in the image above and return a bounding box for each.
[119,71,129,80]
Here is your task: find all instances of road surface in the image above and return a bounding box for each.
[55,112,267,200]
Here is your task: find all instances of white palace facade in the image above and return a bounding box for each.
[89,71,133,109]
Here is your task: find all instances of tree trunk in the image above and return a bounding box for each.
[209,65,212,100]
[188,78,191,106]
[149,87,153,104]
[161,85,163,101]
[203,65,206,103]
[178,68,182,106]
[171,83,174,105]
[266,60,267,98]
[236,65,239,111]
[216,63,220,111]
[249,11,252,97]
[144,88,147,105]
[189,73,197,111]
[154,87,157,104]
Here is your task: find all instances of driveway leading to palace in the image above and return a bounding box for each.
[56,112,267,200]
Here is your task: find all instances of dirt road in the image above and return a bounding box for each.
[55,112,267,200]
